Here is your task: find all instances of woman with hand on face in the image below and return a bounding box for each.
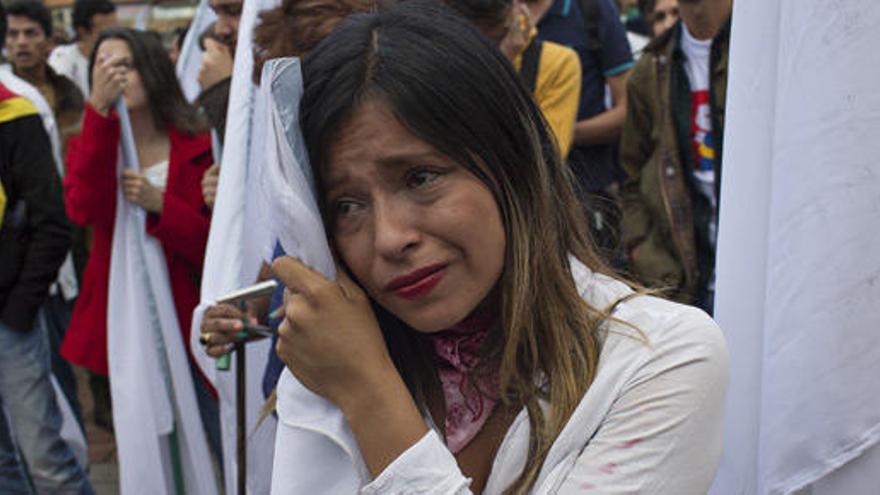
[269,3,728,494]
[61,28,221,460]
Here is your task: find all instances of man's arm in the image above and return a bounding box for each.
[573,68,630,146]
[1,116,71,331]
[574,0,634,146]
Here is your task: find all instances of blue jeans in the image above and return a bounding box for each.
[0,321,94,495]
[36,294,84,429]
[0,411,30,495]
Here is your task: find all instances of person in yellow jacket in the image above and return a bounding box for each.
[0,86,41,229]
[446,0,582,159]
[0,78,87,492]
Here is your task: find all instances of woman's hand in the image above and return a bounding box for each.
[89,55,128,115]
[272,256,428,477]
[200,303,259,357]
[201,163,219,210]
[121,170,163,213]
[271,257,398,411]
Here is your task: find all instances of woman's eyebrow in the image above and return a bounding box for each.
[375,150,445,167]
[323,150,446,192]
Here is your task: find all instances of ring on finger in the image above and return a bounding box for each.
[199,333,211,345]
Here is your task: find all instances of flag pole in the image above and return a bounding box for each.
[235,336,246,495]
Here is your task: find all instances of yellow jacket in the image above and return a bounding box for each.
[513,29,582,158]
[0,92,40,230]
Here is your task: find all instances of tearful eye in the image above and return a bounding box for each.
[334,200,361,217]
[406,169,441,189]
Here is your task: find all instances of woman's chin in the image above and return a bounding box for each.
[394,305,472,334]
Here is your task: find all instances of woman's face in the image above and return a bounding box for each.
[323,99,507,333]
[94,38,148,111]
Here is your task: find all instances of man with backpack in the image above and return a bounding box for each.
[530,0,634,261]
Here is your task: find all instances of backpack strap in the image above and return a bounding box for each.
[519,39,543,94]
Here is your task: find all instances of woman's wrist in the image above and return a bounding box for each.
[337,363,410,420]
[338,365,429,477]
[89,97,112,116]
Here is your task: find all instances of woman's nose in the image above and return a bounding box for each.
[372,197,420,259]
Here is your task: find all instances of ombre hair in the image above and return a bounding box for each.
[300,2,625,491]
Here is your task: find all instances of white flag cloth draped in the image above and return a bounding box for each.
[258,57,363,495]
[175,0,216,103]
[0,64,86,469]
[710,1,880,494]
[108,101,217,495]
[190,0,281,492]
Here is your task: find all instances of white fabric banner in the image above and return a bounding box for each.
[108,101,217,495]
[262,57,362,495]
[190,0,281,492]
[176,0,217,103]
[711,1,880,494]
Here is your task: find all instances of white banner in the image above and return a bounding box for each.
[175,0,217,103]
[711,1,880,494]
[190,0,282,492]
[108,101,217,495]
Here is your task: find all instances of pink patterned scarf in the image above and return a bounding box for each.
[428,308,499,454]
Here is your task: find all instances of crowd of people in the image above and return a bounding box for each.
[1,0,733,493]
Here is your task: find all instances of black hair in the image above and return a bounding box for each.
[173,25,189,52]
[443,0,512,36]
[5,0,53,38]
[89,28,206,134]
[73,0,116,33]
[0,3,5,51]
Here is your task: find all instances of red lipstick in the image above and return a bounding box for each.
[385,263,447,300]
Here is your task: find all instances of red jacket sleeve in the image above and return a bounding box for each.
[145,191,210,270]
[64,105,120,228]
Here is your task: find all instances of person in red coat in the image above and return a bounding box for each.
[61,28,221,460]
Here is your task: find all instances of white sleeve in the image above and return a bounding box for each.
[361,430,473,495]
[557,307,730,494]
[47,48,69,76]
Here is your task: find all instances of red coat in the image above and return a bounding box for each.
[62,105,212,376]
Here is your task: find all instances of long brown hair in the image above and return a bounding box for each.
[89,28,207,135]
[300,2,631,492]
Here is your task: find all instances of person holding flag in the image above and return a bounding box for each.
[62,27,220,494]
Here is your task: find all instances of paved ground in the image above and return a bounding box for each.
[74,367,119,494]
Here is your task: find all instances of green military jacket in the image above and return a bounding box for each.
[619,21,729,303]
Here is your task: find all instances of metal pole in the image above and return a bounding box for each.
[236,341,246,495]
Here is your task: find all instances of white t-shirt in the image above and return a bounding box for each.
[271,260,730,494]
[49,43,90,96]
[680,23,718,289]
[144,160,170,193]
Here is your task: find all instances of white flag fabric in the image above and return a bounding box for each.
[108,101,217,495]
[190,0,281,492]
[176,0,217,103]
[260,57,365,495]
[710,1,880,494]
